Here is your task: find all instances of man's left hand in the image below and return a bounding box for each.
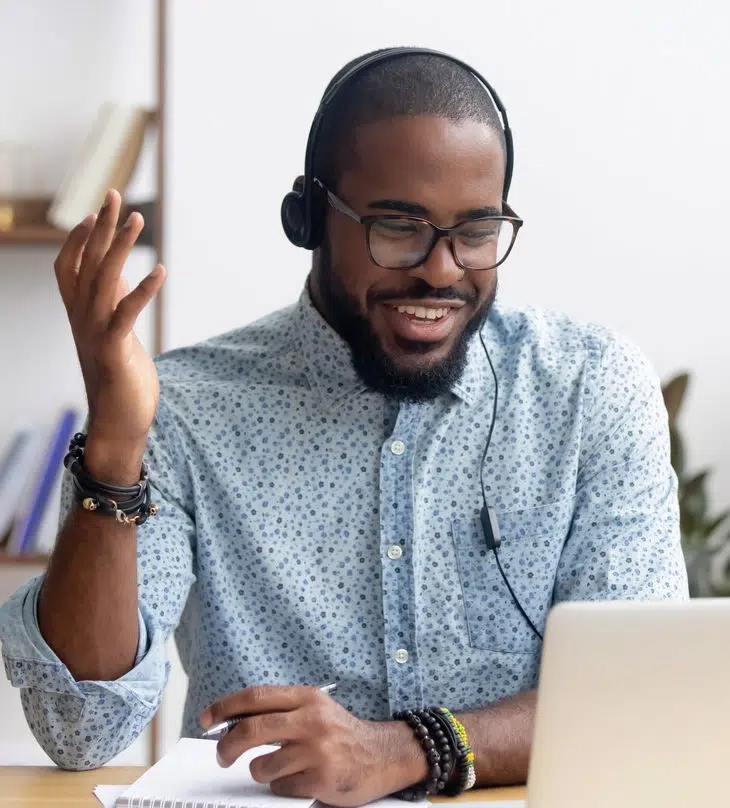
[200,685,427,806]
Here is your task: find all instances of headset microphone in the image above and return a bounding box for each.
[479,330,544,643]
[481,505,501,551]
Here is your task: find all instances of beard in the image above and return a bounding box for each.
[312,239,497,402]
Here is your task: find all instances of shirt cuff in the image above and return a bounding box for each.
[1,575,167,711]
[18,576,150,667]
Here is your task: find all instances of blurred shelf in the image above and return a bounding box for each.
[0,199,67,247]
[0,548,49,567]
[0,199,156,249]
[0,224,67,246]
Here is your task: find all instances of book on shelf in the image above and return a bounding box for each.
[3,407,82,557]
[47,102,154,231]
[0,428,44,543]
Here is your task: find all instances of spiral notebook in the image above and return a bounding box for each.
[95,739,315,808]
[93,738,434,808]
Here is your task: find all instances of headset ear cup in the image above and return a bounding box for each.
[281,190,307,247]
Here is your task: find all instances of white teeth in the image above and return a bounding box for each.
[395,305,448,320]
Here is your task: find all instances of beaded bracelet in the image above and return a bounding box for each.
[64,433,159,526]
[429,708,468,796]
[392,709,452,800]
[435,707,476,792]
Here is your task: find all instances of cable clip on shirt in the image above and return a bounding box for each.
[63,432,159,526]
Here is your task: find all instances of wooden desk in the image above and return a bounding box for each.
[0,766,526,806]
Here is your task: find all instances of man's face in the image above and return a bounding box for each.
[311,115,505,401]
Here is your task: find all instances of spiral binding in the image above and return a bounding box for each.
[124,798,245,808]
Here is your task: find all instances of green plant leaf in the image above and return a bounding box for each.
[662,373,689,425]
[700,511,730,540]
[663,370,730,597]
[669,425,685,477]
[679,471,709,536]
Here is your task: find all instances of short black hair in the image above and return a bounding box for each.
[313,48,507,191]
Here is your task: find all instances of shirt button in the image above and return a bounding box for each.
[394,648,409,664]
[387,545,403,560]
[390,440,406,456]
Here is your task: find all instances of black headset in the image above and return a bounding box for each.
[281,47,542,643]
[280,46,515,252]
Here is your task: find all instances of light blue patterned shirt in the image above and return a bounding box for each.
[0,288,688,770]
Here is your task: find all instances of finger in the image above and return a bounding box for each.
[89,211,145,321]
[217,710,301,768]
[249,743,311,785]
[107,264,166,339]
[202,685,318,729]
[113,275,131,308]
[77,189,122,301]
[53,214,96,311]
[269,770,320,800]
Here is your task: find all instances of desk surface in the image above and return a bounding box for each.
[0,766,526,806]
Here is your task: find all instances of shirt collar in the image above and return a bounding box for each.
[296,285,496,409]
[297,287,369,409]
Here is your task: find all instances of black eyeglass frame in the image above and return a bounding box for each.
[316,178,524,271]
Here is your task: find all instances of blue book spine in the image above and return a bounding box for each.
[13,408,79,554]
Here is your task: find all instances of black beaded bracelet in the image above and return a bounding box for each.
[430,708,468,796]
[64,433,159,526]
[392,709,453,800]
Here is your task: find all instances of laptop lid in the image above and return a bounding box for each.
[527,599,730,808]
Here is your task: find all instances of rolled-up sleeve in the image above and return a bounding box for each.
[554,331,689,603]
[0,394,196,769]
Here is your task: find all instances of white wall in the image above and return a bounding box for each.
[2,0,729,766]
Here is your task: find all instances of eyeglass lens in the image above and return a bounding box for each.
[368,217,516,270]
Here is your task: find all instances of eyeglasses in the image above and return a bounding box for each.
[317,179,523,271]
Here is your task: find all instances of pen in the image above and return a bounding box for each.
[200,682,338,740]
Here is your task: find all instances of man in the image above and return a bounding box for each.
[0,48,687,802]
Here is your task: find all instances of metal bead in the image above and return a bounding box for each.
[82,497,97,511]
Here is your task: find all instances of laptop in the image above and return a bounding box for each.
[527,599,730,808]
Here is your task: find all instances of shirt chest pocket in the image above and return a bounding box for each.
[451,498,573,654]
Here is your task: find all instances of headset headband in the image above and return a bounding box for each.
[282,46,514,250]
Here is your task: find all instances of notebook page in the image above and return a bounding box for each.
[115,738,315,808]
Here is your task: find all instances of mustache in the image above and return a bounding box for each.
[368,280,477,305]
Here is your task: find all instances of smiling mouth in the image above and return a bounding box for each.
[378,301,464,345]
[395,304,450,321]
[385,302,463,321]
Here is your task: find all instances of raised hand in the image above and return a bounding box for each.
[53,189,166,480]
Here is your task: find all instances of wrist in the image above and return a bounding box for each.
[381,720,430,794]
[82,432,148,486]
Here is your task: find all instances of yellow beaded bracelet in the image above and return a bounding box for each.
[439,708,476,790]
